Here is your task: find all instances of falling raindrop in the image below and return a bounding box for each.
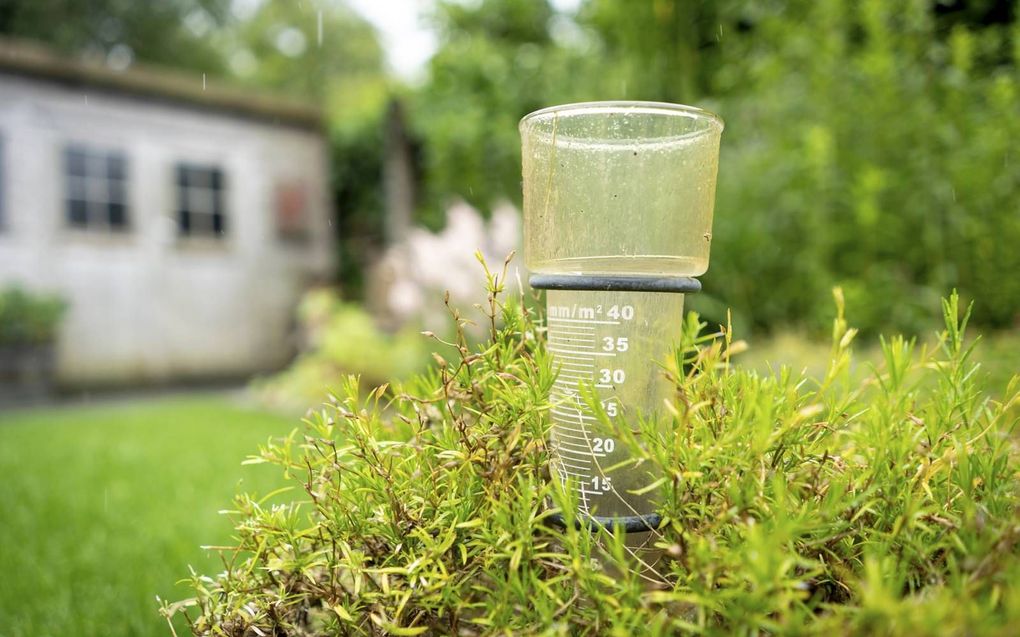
[317,11,323,47]
[202,73,206,91]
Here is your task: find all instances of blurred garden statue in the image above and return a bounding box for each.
[368,199,522,332]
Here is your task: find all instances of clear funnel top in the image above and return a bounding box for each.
[520,101,723,277]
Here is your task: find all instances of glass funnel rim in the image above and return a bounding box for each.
[519,100,724,147]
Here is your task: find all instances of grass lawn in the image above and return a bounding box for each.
[736,329,1020,395]
[0,394,296,637]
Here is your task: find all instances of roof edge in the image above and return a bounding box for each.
[0,37,324,131]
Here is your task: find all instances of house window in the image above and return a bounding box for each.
[175,164,226,238]
[275,180,310,242]
[0,135,5,231]
[64,145,129,230]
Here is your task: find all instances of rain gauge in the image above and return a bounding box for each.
[520,102,723,543]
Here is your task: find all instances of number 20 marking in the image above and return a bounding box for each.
[592,438,615,453]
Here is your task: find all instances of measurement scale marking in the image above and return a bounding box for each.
[548,341,595,350]
[548,347,617,357]
[550,394,584,406]
[550,401,589,412]
[553,379,592,387]
[549,389,591,403]
[554,437,602,450]
[548,317,620,325]
[555,442,592,453]
[547,322,596,329]
[551,410,596,421]
[551,409,596,420]
[553,433,596,445]
[558,466,591,476]
[549,353,598,362]
[556,374,593,382]
[549,402,589,414]
[552,426,593,439]
[552,429,596,442]
[554,446,599,456]
[556,459,592,471]
[558,362,595,369]
[550,397,590,410]
[554,423,595,434]
[556,440,599,453]
[556,452,592,465]
[558,432,595,446]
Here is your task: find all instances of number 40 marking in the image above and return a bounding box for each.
[606,305,634,320]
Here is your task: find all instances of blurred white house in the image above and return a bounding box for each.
[0,39,335,386]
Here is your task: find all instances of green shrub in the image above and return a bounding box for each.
[701,0,1020,335]
[169,269,1020,635]
[0,287,66,347]
[410,0,1020,335]
[256,289,431,408]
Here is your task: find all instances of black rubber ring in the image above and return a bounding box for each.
[545,511,662,533]
[529,274,701,294]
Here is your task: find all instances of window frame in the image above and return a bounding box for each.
[174,162,227,240]
[62,143,131,233]
[274,179,313,244]
[0,133,5,232]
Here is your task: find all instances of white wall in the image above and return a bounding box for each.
[0,73,335,385]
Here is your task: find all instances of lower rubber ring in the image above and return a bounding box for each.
[545,512,662,533]
[529,274,700,294]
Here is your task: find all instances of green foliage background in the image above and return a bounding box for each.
[411,0,1020,335]
[0,287,66,346]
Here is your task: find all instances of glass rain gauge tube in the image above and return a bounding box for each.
[520,102,724,550]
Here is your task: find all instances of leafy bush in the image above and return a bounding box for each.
[411,0,1020,335]
[702,0,1020,335]
[255,289,430,408]
[169,267,1020,635]
[0,287,66,347]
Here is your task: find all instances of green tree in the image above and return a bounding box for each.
[222,0,382,101]
[411,0,1020,334]
[578,0,723,101]
[0,0,230,73]
[699,0,1020,333]
[410,0,586,225]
